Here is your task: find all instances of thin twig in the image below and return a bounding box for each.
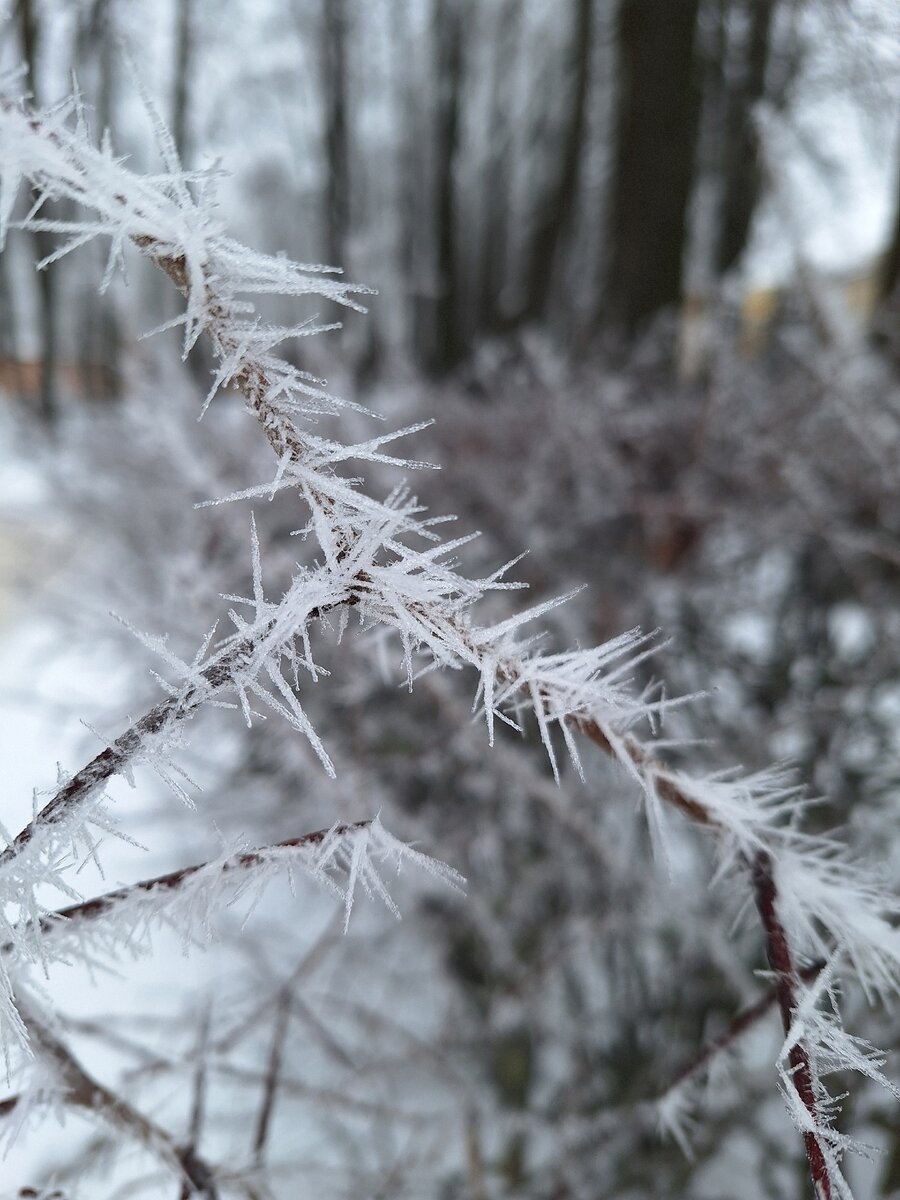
[251,986,292,1166]
[661,958,825,1097]
[752,851,834,1200]
[3,822,369,953]
[14,998,220,1198]
[1,600,355,868]
[179,1004,213,1200]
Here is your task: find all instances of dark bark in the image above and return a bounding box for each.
[879,137,900,308]
[419,0,464,374]
[605,0,703,335]
[713,0,778,276]
[172,0,218,388]
[78,0,121,399]
[872,121,900,362]
[518,0,593,323]
[0,254,17,363]
[476,0,523,334]
[391,0,418,342]
[322,0,349,270]
[19,0,58,422]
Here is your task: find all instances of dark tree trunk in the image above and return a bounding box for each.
[0,255,17,364]
[476,0,523,335]
[172,0,213,387]
[605,0,702,336]
[322,0,349,270]
[19,0,58,422]
[391,1,421,355]
[77,0,120,400]
[518,0,593,323]
[420,0,464,375]
[879,145,900,308]
[873,123,900,361]
[713,0,778,276]
[172,0,193,168]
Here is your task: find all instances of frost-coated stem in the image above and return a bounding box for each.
[14,997,220,1197]
[753,851,834,1200]
[0,655,234,867]
[14,822,369,944]
[2,96,898,1189]
[2,593,354,867]
[126,236,726,838]
[660,958,825,1100]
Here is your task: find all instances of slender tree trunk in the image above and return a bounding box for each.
[713,0,777,276]
[77,0,120,400]
[391,0,420,354]
[605,0,702,336]
[0,255,17,365]
[172,0,193,169]
[873,124,900,361]
[172,0,214,387]
[422,0,464,374]
[476,0,523,334]
[19,0,58,422]
[518,0,593,323]
[879,141,900,308]
[322,0,349,270]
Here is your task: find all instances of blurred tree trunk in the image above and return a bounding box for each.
[419,0,464,375]
[172,0,215,388]
[172,0,194,170]
[518,0,593,323]
[713,0,778,276]
[391,1,420,355]
[873,127,900,360]
[77,0,120,400]
[322,0,349,270]
[18,0,58,423]
[476,0,523,335]
[879,145,900,308]
[605,0,702,336]
[0,256,17,365]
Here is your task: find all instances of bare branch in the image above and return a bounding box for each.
[15,998,221,1198]
[251,986,291,1167]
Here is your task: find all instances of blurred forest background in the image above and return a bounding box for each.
[1,0,899,398]
[3,1,900,1198]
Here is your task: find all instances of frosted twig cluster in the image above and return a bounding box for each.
[1,88,899,1197]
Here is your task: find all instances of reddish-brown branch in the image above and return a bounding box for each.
[662,959,825,1097]
[576,717,718,827]
[2,593,357,868]
[251,986,292,1166]
[13,999,220,1197]
[4,822,369,950]
[180,1007,212,1200]
[0,654,238,869]
[752,850,834,1200]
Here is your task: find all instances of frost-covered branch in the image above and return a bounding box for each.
[1,587,359,871]
[658,958,826,1120]
[753,851,836,1200]
[9,995,221,1197]
[8,817,463,956]
[2,91,898,1195]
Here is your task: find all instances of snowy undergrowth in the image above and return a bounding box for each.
[0,81,898,1198]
